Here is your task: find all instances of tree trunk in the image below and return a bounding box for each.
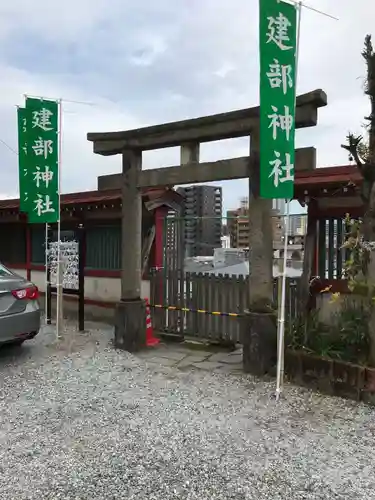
[365,38,375,365]
[345,37,375,366]
[362,182,375,365]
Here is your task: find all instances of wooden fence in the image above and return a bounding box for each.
[150,271,300,344]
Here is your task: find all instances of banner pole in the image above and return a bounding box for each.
[275,0,302,401]
[276,200,290,400]
[56,99,63,339]
[295,1,303,70]
[45,223,49,325]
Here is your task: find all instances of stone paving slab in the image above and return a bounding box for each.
[149,348,189,362]
[145,344,213,357]
[230,347,243,355]
[214,363,243,373]
[135,342,244,375]
[182,349,215,358]
[222,354,242,364]
[144,356,179,367]
[208,351,242,364]
[192,360,225,371]
[177,355,211,368]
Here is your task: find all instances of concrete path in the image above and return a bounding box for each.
[136,342,243,374]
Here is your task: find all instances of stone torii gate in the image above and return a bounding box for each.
[87,89,327,375]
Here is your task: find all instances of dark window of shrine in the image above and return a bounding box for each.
[85,224,121,270]
[0,224,26,264]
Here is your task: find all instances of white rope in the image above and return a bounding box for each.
[277,0,338,20]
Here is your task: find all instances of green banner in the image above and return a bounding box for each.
[259,0,297,199]
[17,107,29,212]
[24,97,59,223]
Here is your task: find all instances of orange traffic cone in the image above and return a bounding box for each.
[145,298,159,347]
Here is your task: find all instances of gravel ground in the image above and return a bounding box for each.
[1,323,375,500]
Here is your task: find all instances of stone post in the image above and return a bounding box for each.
[114,149,146,352]
[242,130,277,375]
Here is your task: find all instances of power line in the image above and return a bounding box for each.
[24,94,97,107]
[279,0,339,20]
[0,138,18,156]
[2,96,93,157]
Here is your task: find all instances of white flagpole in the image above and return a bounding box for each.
[56,99,63,339]
[45,223,49,324]
[275,1,302,401]
[276,200,291,400]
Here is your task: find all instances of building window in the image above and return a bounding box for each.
[85,224,121,270]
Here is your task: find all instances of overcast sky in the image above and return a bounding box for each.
[0,0,373,214]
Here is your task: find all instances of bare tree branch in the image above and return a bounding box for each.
[341,133,365,173]
[358,141,370,163]
[363,35,375,165]
[362,34,373,62]
[342,35,375,200]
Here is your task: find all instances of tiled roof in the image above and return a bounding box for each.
[295,165,362,188]
[0,165,362,210]
[0,187,183,210]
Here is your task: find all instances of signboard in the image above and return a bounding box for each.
[259,0,297,199]
[18,97,59,223]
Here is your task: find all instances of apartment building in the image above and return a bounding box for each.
[177,185,222,257]
[226,197,283,249]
